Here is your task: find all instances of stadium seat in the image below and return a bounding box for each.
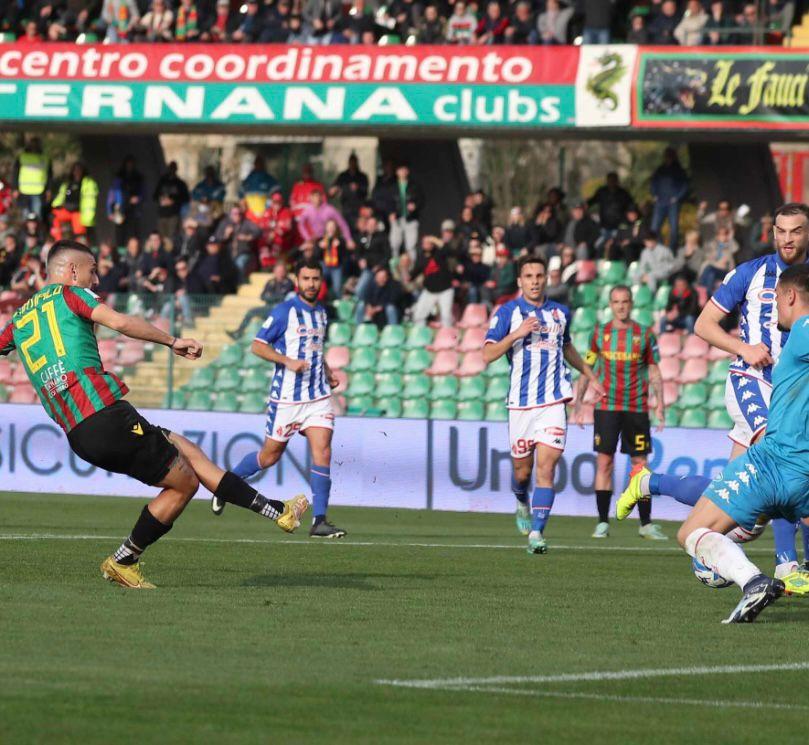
[163,391,185,409]
[657,333,681,358]
[376,397,403,418]
[679,358,708,384]
[573,282,598,308]
[215,367,241,391]
[0,32,17,42]
[346,346,376,372]
[328,322,353,346]
[458,327,486,353]
[485,355,509,378]
[0,384,9,402]
[214,344,243,369]
[485,376,509,403]
[430,399,457,420]
[214,392,245,414]
[654,284,671,311]
[458,376,485,401]
[186,390,213,410]
[659,357,680,382]
[379,324,407,349]
[680,335,710,359]
[377,347,405,373]
[457,400,485,421]
[631,284,654,309]
[333,369,349,393]
[351,323,379,348]
[571,307,597,333]
[663,381,680,407]
[599,261,626,286]
[346,395,376,415]
[485,402,508,421]
[98,338,118,358]
[325,345,350,371]
[0,359,11,383]
[348,371,375,397]
[243,366,269,393]
[240,393,267,414]
[708,359,731,384]
[376,372,404,398]
[457,351,486,377]
[598,307,614,324]
[458,304,489,329]
[708,345,732,361]
[118,343,145,367]
[403,373,430,398]
[402,397,430,419]
[429,326,459,352]
[187,366,216,390]
[597,284,615,308]
[11,364,29,384]
[242,349,266,370]
[404,348,433,373]
[708,409,733,429]
[240,319,264,343]
[431,375,459,400]
[426,351,458,376]
[631,308,655,327]
[680,409,708,428]
[572,331,591,352]
[334,298,356,323]
[9,386,37,404]
[664,408,681,427]
[677,383,708,409]
[404,325,434,349]
[708,383,726,406]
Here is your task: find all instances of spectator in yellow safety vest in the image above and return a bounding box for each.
[51,162,99,242]
[12,138,51,221]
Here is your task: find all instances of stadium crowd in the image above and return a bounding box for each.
[0,0,796,46]
[0,137,776,336]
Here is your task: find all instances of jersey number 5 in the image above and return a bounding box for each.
[18,301,66,374]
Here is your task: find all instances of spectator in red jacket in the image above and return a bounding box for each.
[260,191,297,267]
[475,1,509,43]
[290,163,326,220]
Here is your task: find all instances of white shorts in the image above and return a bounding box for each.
[265,397,335,442]
[724,374,771,448]
[508,403,567,459]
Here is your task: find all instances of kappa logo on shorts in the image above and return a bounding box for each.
[131,423,144,436]
[727,480,740,493]
[717,488,731,502]
[737,471,751,485]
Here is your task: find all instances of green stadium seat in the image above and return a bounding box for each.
[377,347,405,372]
[346,346,377,372]
[405,325,434,349]
[163,391,185,409]
[573,282,598,308]
[402,374,431,398]
[664,407,681,427]
[186,390,213,410]
[430,399,457,420]
[348,371,375,397]
[402,398,430,419]
[346,395,375,415]
[376,372,404,398]
[598,307,614,324]
[187,366,216,390]
[328,322,353,346]
[76,32,98,43]
[243,367,269,393]
[598,284,615,308]
[572,331,591,351]
[631,308,654,327]
[708,382,725,402]
[632,284,654,309]
[215,367,241,391]
[431,375,458,400]
[379,324,407,349]
[376,397,403,418]
[679,409,708,428]
[351,323,379,348]
[572,307,597,333]
[599,261,627,286]
[484,355,510,378]
[457,400,485,421]
[708,409,733,430]
[240,392,267,414]
[241,319,264,342]
[484,376,510,403]
[404,348,432,373]
[654,284,671,311]
[0,32,17,42]
[677,383,708,409]
[708,360,731,384]
[458,376,485,401]
[214,344,243,368]
[334,298,356,323]
[485,402,508,421]
[0,384,9,402]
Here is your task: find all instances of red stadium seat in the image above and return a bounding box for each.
[428,326,460,352]
[11,364,29,384]
[98,339,118,358]
[678,358,709,384]
[117,342,145,366]
[457,351,486,377]
[0,359,11,383]
[458,304,489,329]
[332,369,348,393]
[9,385,37,404]
[708,345,732,361]
[325,346,350,371]
[458,327,486,353]
[658,357,680,382]
[426,350,458,376]
[680,335,710,359]
[657,333,681,358]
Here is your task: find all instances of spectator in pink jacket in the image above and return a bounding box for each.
[297,190,355,247]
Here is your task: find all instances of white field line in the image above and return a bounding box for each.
[0,533,778,555]
[375,661,809,690]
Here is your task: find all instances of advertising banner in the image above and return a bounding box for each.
[575,44,637,127]
[634,47,809,129]
[0,404,732,522]
[0,44,578,129]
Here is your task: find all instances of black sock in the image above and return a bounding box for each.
[638,498,652,526]
[595,490,612,523]
[114,505,172,565]
[215,471,285,519]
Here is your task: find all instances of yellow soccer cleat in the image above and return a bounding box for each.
[277,494,309,533]
[100,556,156,589]
[616,464,651,521]
[781,570,809,597]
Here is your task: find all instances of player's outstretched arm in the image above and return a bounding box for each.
[694,302,772,369]
[251,340,310,373]
[482,316,538,364]
[90,305,203,360]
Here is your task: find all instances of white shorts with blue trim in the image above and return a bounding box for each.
[724,373,771,448]
[265,396,335,442]
[508,402,568,458]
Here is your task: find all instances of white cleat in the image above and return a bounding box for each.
[591,521,609,539]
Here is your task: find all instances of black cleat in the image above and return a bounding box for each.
[225,330,239,341]
[722,575,785,624]
[309,520,347,539]
[211,495,226,516]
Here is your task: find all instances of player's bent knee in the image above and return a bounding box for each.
[681,526,711,554]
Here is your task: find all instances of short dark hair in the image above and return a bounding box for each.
[609,284,632,301]
[778,263,809,295]
[775,202,809,224]
[47,239,93,268]
[517,254,546,276]
[295,257,322,276]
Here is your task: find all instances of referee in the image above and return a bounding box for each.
[574,285,668,540]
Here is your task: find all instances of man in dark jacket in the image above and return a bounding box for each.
[587,172,635,233]
[330,153,369,229]
[356,266,401,329]
[227,262,294,339]
[581,0,614,44]
[412,236,454,326]
[153,161,190,244]
[660,274,700,333]
[563,202,601,258]
[389,163,424,262]
[651,147,690,248]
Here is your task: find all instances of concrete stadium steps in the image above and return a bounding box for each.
[785,12,809,46]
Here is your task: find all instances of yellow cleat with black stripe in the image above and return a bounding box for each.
[277,494,309,533]
[616,463,651,521]
[100,556,156,589]
[781,570,809,597]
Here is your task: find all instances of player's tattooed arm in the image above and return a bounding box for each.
[563,342,605,400]
[251,340,310,373]
[695,301,773,369]
[648,363,665,432]
[572,373,590,428]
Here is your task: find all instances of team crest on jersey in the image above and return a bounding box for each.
[757,289,776,303]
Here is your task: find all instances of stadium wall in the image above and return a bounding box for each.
[1,404,732,521]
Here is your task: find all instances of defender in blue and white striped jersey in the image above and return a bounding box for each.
[483,255,603,555]
[211,258,346,539]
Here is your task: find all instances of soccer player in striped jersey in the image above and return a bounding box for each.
[0,240,308,589]
[575,285,667,540]
[617,203,809,593]
[483,255,604,554]
[212,258,345,538]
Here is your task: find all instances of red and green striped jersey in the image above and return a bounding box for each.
[0,283,128,432]
[585,321,659,413]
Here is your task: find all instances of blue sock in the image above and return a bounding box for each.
[531,487,555,533]
[801,523,809,564]
[511,474,529,505]
[772,519,799,567]
[649,474,711,507]
[311,466,331,520]
[233,451,262,480]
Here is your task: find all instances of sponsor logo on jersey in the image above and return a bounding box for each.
[758,289,776,303]
[131,423,144,436]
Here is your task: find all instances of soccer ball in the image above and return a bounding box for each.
[691,558,734,589]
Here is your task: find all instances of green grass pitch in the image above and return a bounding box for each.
[2,492,809,744]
